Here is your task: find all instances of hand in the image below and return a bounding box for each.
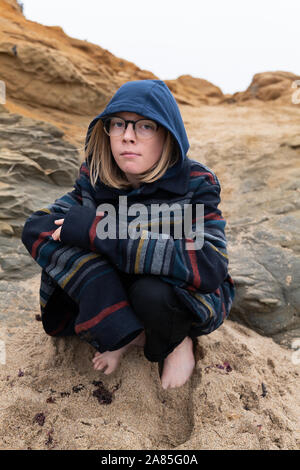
[52,218,64,241]
[52,212,105,242]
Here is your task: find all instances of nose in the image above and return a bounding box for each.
[122,122,136,141]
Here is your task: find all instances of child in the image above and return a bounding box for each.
[21,79,235,389]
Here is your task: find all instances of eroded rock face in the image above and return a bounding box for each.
[222,71,300,105]
[0,1,299,342]
[183,102,300,343]
[1,1,298,120]
[165,75,224,106]
[0,0,156,116]
[2,100,299,342]
[0,104,81,279]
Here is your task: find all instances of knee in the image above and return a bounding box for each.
[128,276,173,320]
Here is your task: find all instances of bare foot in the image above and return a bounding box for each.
[92,330,145,375]
[160,336,195,389]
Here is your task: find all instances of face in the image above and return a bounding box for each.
[109,112,166,187]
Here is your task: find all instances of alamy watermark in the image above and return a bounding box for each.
[291,339,300,365]
[0,327,7,365]
[291,80,300,104]
[0,80,6,104]
[96,196,204,250]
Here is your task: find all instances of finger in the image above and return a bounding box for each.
[54,219,64,225]
[96,211,104,216]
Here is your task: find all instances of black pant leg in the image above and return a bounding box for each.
[119,273,194,362]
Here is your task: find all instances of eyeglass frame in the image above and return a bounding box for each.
[102,115,160,138]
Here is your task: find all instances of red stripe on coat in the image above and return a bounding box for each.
[204,212,223,221]
[75,300,130,333]
[190,171,217,185]
[186,239,201,288]
[89,215,104,251]
[186,285,197,292]
[32,230,54,259]
[81,165,90,176]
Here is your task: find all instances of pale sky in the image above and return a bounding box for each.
[21,0,299,94]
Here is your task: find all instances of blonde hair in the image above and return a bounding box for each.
[84,119,180,189]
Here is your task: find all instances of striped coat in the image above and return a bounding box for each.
[21,155,235,350]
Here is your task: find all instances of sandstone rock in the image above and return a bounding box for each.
[280,135,300,149]
[185,103,300,343]
[4,0,23,14]
[0,221,13,235]
[223,71,300,105]
[0,106,81,279]
[165,75,224,106]
[0,0,156,116]
[0,0,300,344]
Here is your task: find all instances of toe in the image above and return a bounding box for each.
[94,359,105,370]
[100,364,109,373]
[103,365,113,375]
[161,379,169,390]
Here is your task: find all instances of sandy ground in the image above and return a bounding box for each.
[1,100,299,450]
[0,275,299,450]
[1,1,299,451]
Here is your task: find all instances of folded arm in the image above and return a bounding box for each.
[59,174,229,294]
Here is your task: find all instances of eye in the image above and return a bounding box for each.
[110,118,124,128]
[139,120,157,131]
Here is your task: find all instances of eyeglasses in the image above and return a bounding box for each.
[103,116,160,140]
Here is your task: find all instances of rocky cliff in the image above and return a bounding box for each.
[0,0,299,345]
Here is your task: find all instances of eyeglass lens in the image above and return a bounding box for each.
[104,117,158,139]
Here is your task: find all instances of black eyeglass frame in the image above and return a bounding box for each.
[102,116,160,136]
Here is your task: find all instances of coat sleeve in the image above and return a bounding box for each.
[21,173,85,271]
[59,173,229,294]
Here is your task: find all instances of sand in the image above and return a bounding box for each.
[0,275,299,450]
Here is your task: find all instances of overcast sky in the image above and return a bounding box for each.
[21,0,299,94]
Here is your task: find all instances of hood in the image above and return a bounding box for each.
[85,79,190,180]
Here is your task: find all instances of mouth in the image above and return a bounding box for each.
[121,152,141,157]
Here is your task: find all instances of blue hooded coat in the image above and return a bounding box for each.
[21,79,235,352]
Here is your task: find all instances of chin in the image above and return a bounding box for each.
[122,165,142,174]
